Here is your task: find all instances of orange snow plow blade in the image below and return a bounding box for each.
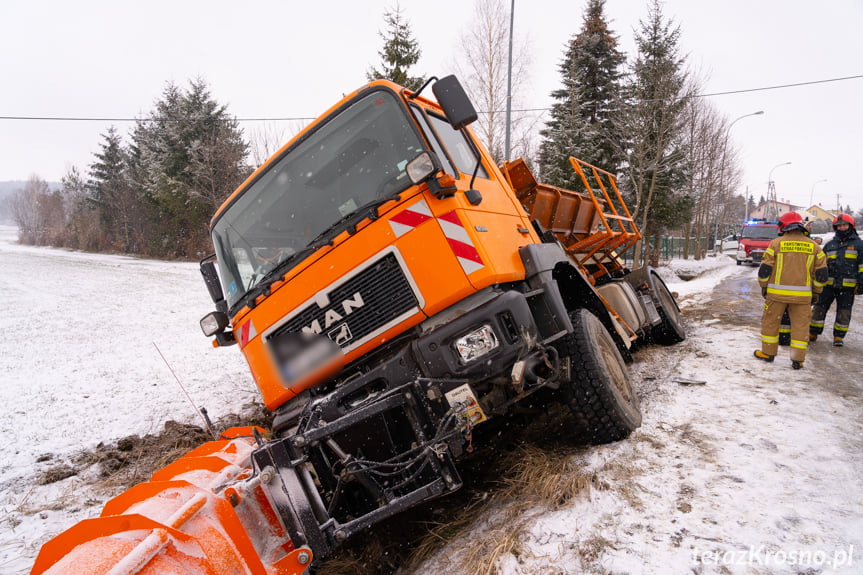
[31,427,313,575]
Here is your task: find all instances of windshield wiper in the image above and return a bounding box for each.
[240,195,402,310]
[243,238,335,309]
[308,194,402,246]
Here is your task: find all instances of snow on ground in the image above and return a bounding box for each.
[414,255,863,574]
[659,252,741,305]
[2,227,861,575]
[0,225,259,573]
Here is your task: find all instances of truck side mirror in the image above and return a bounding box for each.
[432,75,478,130]
[200,259,227,314]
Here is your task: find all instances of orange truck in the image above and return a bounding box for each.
[32,75,684,574]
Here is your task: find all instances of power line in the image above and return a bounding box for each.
[0,73,861,122]
[699,73,863,98]
[500,73,863,114]
[0,115,317,122]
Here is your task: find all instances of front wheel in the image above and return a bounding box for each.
[555,309,642,444]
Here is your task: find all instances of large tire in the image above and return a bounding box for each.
[556,309,642,444]
[649,270,686,345]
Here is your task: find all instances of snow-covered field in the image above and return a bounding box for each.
[2,225,861,574]
[0,225,259,573]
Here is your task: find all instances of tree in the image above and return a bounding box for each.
[612,0,691,265]
[538,0,625,189]
[10,177,43,243]
[247,121,306,168]
[453,0,534,165]
[89,126,140,251]
[63,166,100,250]
[10,176,65,246]
[367,4,424,91]
[677,79,714,259]
[128,79,250,258]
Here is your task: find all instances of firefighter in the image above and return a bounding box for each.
[754,212,828,369]
[809,213,863,346]
[778,221,819,346]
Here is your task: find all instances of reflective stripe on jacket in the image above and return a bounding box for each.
[758,231,827,303]
[823,232,863,289]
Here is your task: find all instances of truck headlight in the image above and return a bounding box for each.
[200,311,229,336]
[454,325,499,362]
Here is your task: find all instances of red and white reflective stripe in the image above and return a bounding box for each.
[437,211,484,275]
[388,199,484,276]
[237,320,257,348]
[388,198,433,237]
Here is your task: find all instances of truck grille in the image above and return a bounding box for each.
[268,253,419,350]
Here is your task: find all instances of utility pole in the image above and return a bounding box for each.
[767,161,791,221]
[504,0,514,161]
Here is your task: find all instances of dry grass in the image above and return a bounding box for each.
[402,442,606,575]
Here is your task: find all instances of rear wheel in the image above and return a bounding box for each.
[555,309,641,444]
[649,269,686,345]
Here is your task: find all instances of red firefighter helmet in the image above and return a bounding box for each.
[833,213,855,230]
[778,211,806,234]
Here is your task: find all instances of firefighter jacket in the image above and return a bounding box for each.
[823,230,863,290]
[758,230,828,304]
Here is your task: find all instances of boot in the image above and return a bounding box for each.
[833,337,844,347]
[792,360,804,370]
[809,333,818,342]
[754,350,774,363]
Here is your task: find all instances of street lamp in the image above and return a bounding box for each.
[809,178,827,208]
[768,161,791,184]
[715,110,764,251]
[767,161,792,220]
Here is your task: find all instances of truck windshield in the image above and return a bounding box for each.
[211,89,426,309]
[741,226,778,240]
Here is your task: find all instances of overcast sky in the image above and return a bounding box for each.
[2,0,861,212]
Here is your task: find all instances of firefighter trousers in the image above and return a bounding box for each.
[810,286,855,340]
[761,298,811,362]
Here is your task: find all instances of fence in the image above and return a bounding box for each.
[619,236,711,267]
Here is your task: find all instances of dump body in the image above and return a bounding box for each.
[34,76,684,574]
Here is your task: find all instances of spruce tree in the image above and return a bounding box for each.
[617,0,691,253]
[128,79,249,258]
[538,0,624,190]
[89,126,136,250]
[367,4,424,91]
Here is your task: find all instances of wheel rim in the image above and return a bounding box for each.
[656,278,681,326]
[597,332,632,405]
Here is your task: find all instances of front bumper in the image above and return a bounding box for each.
[262,287,548,559]
[737,249,765,264]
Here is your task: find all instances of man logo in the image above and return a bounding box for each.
[329,323,353,346]
[302,292,365,335]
